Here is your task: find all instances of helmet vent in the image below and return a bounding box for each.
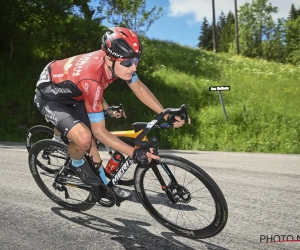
[120,31,129,37]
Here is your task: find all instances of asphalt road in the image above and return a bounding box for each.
[0,142,299,250]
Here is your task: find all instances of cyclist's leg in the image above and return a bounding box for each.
[35,95,102,186]
[88,137,102,164]
[63,101,132,200]
[52,127,62,141]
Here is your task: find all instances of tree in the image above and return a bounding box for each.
[262,18,286,62]
[285,15,300,65]
[100,0,163,34]
[288,4,298,20]
[238,0,278,58]
[197,17,213,50]
[217,10,227,33]
[0,0,76,64]
[218,11,235,52]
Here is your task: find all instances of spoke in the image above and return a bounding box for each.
[192,195,213,199]
[189,186,207,195]
[181,208,197,230]
[166,205,172,218]
[145,193,171,202]
[176,203,180,225]
[174,165,176,180]
[192,197,215,207]
[144,175,162,187]
[183,170,187,186]
[156,199,171,212]
[180,204,188,229]
[184,177,199,187]
[192,208,212,225]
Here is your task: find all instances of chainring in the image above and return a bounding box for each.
[90,185,116,207]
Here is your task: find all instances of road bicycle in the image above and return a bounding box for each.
[27,104,228,239]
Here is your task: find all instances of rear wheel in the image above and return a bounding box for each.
[134,154,228,239]
[28,139,95,211]
[26,125,135,186]
[25,125,54,152]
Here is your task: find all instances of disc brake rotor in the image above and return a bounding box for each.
[169,184,192,204]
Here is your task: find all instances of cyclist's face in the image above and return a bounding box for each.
[114,58,138,81]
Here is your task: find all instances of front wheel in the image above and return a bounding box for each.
[134,154,228,239]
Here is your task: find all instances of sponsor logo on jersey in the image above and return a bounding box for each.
[64,63,72,71]
[72,52,95,77]
[93,86,101,110]
[51,88,72,95]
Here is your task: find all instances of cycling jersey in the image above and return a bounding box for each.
[35,49,139,127]
[36,50,118,114]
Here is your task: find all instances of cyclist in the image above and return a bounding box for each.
[34,27,190,201]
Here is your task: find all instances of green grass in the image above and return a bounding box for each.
[1,37,300,153]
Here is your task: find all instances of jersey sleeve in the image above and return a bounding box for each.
[77,80,105,123]
[126,72,139,84]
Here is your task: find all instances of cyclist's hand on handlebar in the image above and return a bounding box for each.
[112,109,126,118]
[132,148,160,164]
[168,115,191,128]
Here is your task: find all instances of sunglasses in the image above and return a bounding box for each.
[118,57,139,67]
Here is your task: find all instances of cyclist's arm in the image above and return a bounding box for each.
[102,98,110,110]
[91,120,134,157]
[78,80,135,157]
[127,75,168,120]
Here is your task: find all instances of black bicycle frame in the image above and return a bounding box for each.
[54,104,189,200]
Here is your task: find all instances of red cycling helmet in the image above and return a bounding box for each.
[102,27,142,59]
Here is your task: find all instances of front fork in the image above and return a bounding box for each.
[150,162,178,204]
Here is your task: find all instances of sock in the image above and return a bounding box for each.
[71,158,84,167]
[99,167,108,185]
[53,134,62,141]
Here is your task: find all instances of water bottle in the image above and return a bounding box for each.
[105,152,122,174]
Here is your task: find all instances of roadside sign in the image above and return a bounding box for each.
[209,86,231,121]
[209,86,230,91]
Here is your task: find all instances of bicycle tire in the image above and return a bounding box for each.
[25,125,69,152]
[134,154,228,239]
[25,125,54,152]
[28,139,96,211]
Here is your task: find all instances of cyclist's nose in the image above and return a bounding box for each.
[129,62,137,71]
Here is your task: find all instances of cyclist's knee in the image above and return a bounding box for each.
[76,132,92,151]
[67,124,92,152]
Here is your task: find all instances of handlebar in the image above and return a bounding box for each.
[134,104,189,150]
[104,103,189,152]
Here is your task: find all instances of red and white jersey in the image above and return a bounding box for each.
[36,50,117,113]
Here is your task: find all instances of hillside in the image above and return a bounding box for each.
[1,37,300,153]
